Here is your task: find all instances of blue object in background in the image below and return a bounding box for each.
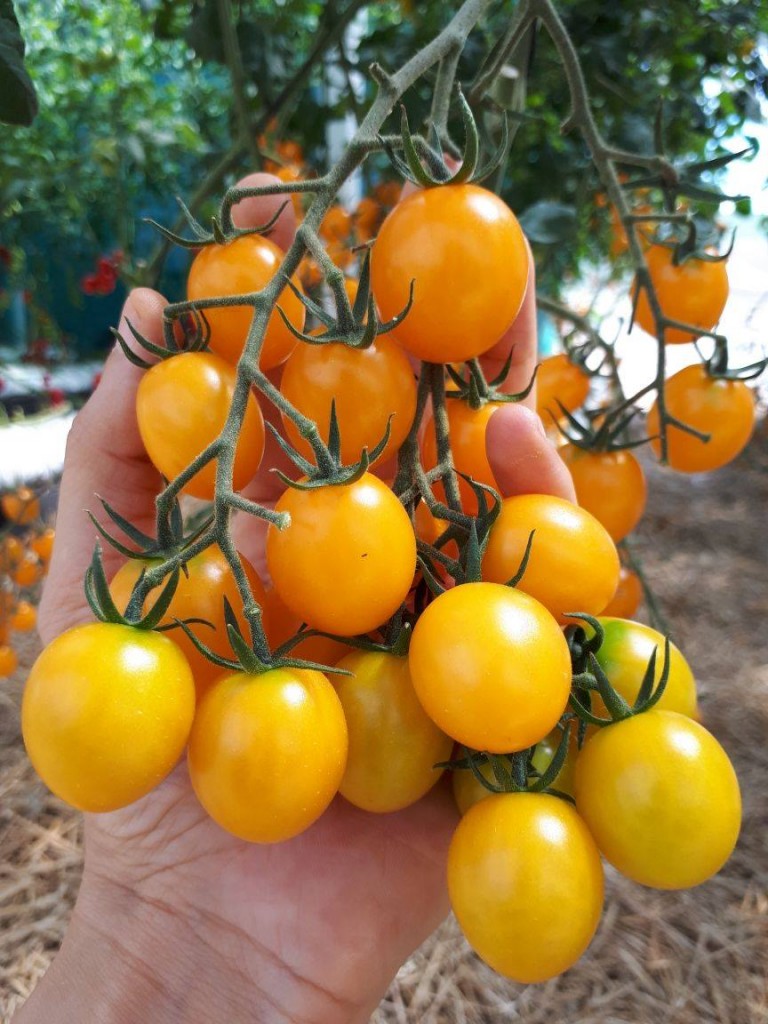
[536,308,560,356]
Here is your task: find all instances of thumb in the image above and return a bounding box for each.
[486,404,576,502]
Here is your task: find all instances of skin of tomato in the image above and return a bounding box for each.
[601,566,643,619]
[10,600,36,632]
[13,552,40,587]
[409,582,572,753]
[646,364,755,473]
[2,535,24,568]
[574,710,741,888]
[447,792,604,983]
[590,617,698,719]
[371,184,529,363]
[561,444,647,542]
[21,622,195,813]
[186,235,306,370]
[0,645,18,678]
[1,487,40,525]
[261,586,351,666]
[279,336,417,466]
[187,668,348,843]
[421,400,499,513]
[333,650,453,813]
[30,527,55,563]
[266,474,417,636]
[535,354,591,420]
[634,246,729,344]
[136,351,265,501]
[482,494,620,623]
[109,549,266,700]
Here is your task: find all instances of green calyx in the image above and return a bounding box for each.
[381,87,508,188]
[445,353,537,410]
[566,613,671,727]
[144,194,289,252]
[112,308,210,370]
[555,395,650,454]
[704,337,767,382]
[87,492,212,564]
[84,542,183,631]
[440,724,575,801]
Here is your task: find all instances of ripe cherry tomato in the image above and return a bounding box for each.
[110,547,266,699]
[1,534,24,568]
[261,586,350,666]
[22,623,195,812]
[13,551,41,588]
[187,667,347,843]
[421,399,500,513]
[634,245,729,344]
[187,235,306,369]
[266,474,416,636]
[333,650,453,813]
[575,710,741,888]
[483,494,620,623]
[371,184,529,363]
[319,205,352,242]
[136,351,265,501]
[646,364,755,473]
[30,527,55,564]
[2,486,40,525]
[590,617,698,720]
[279,336,417,466]
[409,582,571,753]
[0,644,17,678]
[10,600,36,632]
[561,445,647,542]
[536,354,590,422]
[448,793,604,982]
[601,565,642,619]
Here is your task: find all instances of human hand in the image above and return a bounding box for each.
[19,176,574,1024]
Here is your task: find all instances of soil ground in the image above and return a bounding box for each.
[2,426,767,1024]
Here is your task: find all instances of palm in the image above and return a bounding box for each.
[85,762,457,1005]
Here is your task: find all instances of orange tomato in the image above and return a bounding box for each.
[136,351,265,501]
[536,354,590,422]
[421,399,500,513]
[482,494,620,623]
[561,445,647,542]
[371,184,529,363]
[0,644,17,677]
[110,547,267,699]
[11,600,36,632]
[13,551,41,588]
[601,566,643,619]
[279,335,417,466]
[634,245,729,344]
[2,486,40,525]
[646,364,755,472]
[320,205,352,242]
[187,234,306,369]
[276,163,305,219]
[1,535,24,569]
[261,587,350,666]
[30,527,55,564]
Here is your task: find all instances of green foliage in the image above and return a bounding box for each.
[0,0,38,125]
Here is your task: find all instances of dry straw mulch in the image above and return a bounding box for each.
[2,428,767,1024]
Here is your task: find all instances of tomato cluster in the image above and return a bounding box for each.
[19,161,747,989]
[1,486,53,678]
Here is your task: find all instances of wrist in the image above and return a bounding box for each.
[15,869,368,1024]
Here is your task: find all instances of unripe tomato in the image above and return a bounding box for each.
[371,184,529,363]
[0,644,17,678]
[333,650,453,813]
[634,245,729,344]
[110,547,266,699]
[575,711,741,888]
[646,364,755,473]
[560,445,647,542]
[187,235,306,369]
[536,354,590,421]
[448,793,604,982]
[136,351,265,501]
[187,668,347,843]
[266,475,416,636]
[483,494,620,623]
[409,582,571,753]
[421,399,500,513]
[261,586,350,666]
[1,486,40,525]
[279,336,417,466]
[10,600,36,632]
[30,527,55,564]
[591,617,698,720]
[601,565,642,619]
[22,623,195,812]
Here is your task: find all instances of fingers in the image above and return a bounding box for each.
[486,404,576,502]
[479,239,537,408]
[231,172,297,253]
[38,288,166,644]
